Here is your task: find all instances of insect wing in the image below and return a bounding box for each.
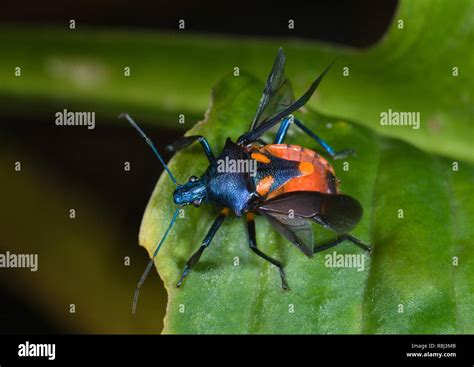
[260,211,314,257]
[238,61,334,145]
[257,191,362,234]
[318,193,363,234]
[249,48,295,131]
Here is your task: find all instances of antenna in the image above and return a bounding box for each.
[132,206,181,314]
[119,113,178,185]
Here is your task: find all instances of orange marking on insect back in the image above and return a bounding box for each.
[257,175,274,196]
[221,207,230,216]
[260,144,340,199]
[247,212,254,220]
[299,161,314,176]
[251,152,271,164]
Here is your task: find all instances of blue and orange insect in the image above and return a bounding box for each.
[121,48,371,314]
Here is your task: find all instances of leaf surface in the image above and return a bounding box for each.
[140,74,474,334]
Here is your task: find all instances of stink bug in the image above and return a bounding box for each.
[122,48,371,314]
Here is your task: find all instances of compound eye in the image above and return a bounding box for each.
[189,175,198,183]
[192,198,202,207]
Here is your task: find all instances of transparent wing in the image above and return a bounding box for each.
[260,211,314,257]
[238,61,334,145]
[257,191,363,235]
[249,47,295,132]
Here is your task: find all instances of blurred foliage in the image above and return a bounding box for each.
[0,0,473,162]
[0,141,168,333]
[141,73,474,334]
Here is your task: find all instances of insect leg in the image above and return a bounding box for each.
[166,135,216,165]
[292,117,355,159]
[247,213,289,290]
[313,234,372,254]
[274,115,293,144]
[176,208,229,287]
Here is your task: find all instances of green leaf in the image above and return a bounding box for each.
[139,73,474,334]
[1,0,473,162]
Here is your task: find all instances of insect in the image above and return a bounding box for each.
[121,48,371,314]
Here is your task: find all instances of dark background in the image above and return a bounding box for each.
[0,0,397,333]
[3,0,396,47]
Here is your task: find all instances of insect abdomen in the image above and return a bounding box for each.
[259,144,338,198]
